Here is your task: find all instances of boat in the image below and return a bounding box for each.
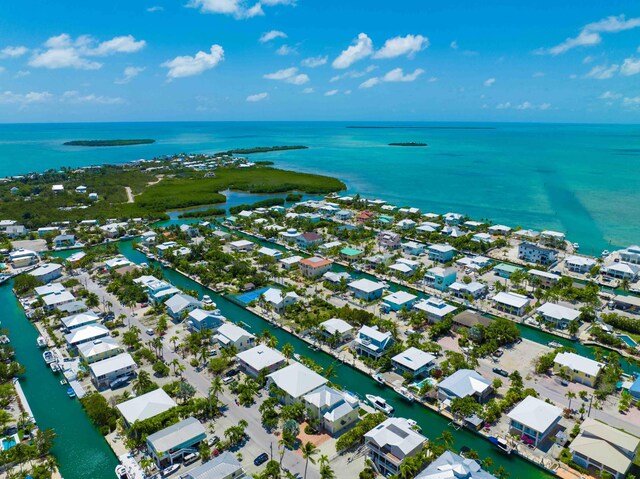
[573,242,580,250]
[366,394,394,415]
[50,362,60,373]
[115,465,130,479]
[601,250,610,257]
[393,385,414,402]
[67,387,76,399]
[36,336,47,348]
[372,373,385,385]
[548,341,563,349]
[202,294,215,307]
[0,335,10,345]
[488,436,512,454]
[293,353,302,361]
[406,419,421,432]
[161,464,180,476]
[309,344,319,351]
[43,350,55,364]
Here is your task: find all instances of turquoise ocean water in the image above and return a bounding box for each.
[0,121,638,254]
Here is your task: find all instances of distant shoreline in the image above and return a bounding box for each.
[347,126,496,130]
[389,142,428,147]
[63,139,156,147]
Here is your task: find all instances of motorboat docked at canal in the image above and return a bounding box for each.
[50,362,61,373]
[548,341,563,349]
[372,373,385,385]
[43,350,55,364]
[0,335,10,345]
[67,387,76,399]
[366,394,394,414]
[36,336,47,348]
[161,463,180,476]
[488,436,512,454]
[115,464,129,479]
[393,385,414,402]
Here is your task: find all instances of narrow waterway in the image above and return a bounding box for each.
[0,283,117,479]
[116,241,554,478]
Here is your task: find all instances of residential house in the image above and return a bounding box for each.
[29,263,63,283]
[229,239,255,252]
[451,311,492,341]
[437,369,492,403]
[391,347,436,378]
[90,353,137,390]
[602,262,640,281]
[116,388,177,428]
[34,283,66,297]
[449,281,487,300]
[565,255,596,274]
[296,232,323,249]
[57,300,88,315]
[507,396,562,447]
[262,288,300,312]
[65,324,110,348]
[364,417,428,477]
[554,352,604,387]
[402,241,425,256]
[146,417,206,467]
[340,247,364,262]
[397,219,417,230]
[536,303,580,330]
[335,210,353,221]
[444,212,463,224]
[78,338,123,364]
[322,271,352,285]
[424,266,457,291]
[318,318,354,343]
[187,308,225,332]
[389,261,416,277]
[464,221,485,230]
[299,257,333,278]
[140,231,157,245]
[267,362,328,405]
[53,234,75,248]
[529,269,561,289]
[540,230,566,246]
[9,249,38,268]
[619,245,640,265]
[428,244,456,263]
[356,210,376,223]
[42,290,75,312]
[353,325,393,359]
[417,222,440,234]
[179,224,198,237]
[416,451,496,479]
[104,256,133,270]
[348,278,386,301]
[493,263,524,279]
[165,294,200,320]
[215,323,255,352]
[61,311,99,332]
[414,297,457,323]
[456,255,492,271]
[472,233,494,244]
[303,385,359,436]
[382,291,417,312]
[378,231,401,250]
[236,345,286,377]
[52,184,64,193]
[612,295,640,315]
[570,418,640,479]
[518,242,557,265]
[181,452,244,479]
[279,255,303,270]
[488,225,511,235]
[75,185,87,193]
[492,292,530,316]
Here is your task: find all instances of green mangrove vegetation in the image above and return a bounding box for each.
[63,139,155,147]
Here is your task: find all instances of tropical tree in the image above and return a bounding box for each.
[301,441,319,479]
[133,370,153,395]
[281,343,294,360]
[566,391,577,410]
[170,335,180,352]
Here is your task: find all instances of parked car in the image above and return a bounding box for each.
[207,435,220,447]
[222,376,235,385]
[254,453,269,466]
[225,368,239,377]
[146,328,155,336]
[492,367,509,377]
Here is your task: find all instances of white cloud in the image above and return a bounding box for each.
[620,57,640,76]
[332,33,373,69]
[187,0,291,19]
[359,77,380,89]
[537,14,640,55]
[260,30,287,43]
[263,67,308,84]
[496,101,551,110]
[428,76,438,82]
[483,78,496,87]
[147,6,164,12]
[28,33,145,70]
[539,102,551,110]
[585,63,619,79]
[14,70,30,78]
[276,44,297,56]
[623,96,640,107]
[302,87,314,93]
[246,92,268,102]
[162,44,224,79]
[330,65,376,82]
[301,55,327,68]
[0,90,52,106]
[372,34,429,59]
[450,41,459,50]
[62,90,124,104]
[325,89,339,96]
[599,91,622,99]
[582,55,594,64]
[382,67,424,82]
[115,66,144,84]
[496,102,511,109]
[0,46,28,58]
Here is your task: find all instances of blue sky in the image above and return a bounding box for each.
[0,0,639,122]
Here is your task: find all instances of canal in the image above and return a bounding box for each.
[0,283,118,479]
[116,240,554,478]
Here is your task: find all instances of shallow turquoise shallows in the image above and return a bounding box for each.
[0,284,118,479]
[0,122,639,252]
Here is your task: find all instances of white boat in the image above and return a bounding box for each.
[366,394,394,415]
[36,336,47,348]
[161,464,180,476]
[115,465,129,479]
[0,335,10,345]
[202,295,215,307]
[548,341,563,349]
[573,242,580,250]
[393,385,414,402]
[43,350,55,364]
[601,250,610,257]
[372,373,385,385]
[50,362,60,373]
[407,418,421,431]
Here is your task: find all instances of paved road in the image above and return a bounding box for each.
[80,272,318,479]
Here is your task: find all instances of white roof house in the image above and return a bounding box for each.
[77,337,122,363]
[236,345,285,376]
[349,278,386,294]
[183,452,243,479]
[508,396,562,444]
[34,283,66,297]
[215,323,255,352]
[365,417,427,469]
[414,297,457,321]
[229,239,254,251]
[43,290,75,308]
[146,417,206,460]
[258,246,282,258]
[416,451,497,479]
[493,292,529,309]
[165,294,200,318]
[262,288,300,311]
[116,388,177,425]
[391,347,436,374]
[438,369,492,401]
[554,352,604,378]
[536,303,580,323]
[29,263,63,282]
[89,353,137,380]
[319,318,353,337]
[61,311,100,330]
[267,362,328,401]
[65,324,110,346]
[279,255,303,268]
[383,291,417,308]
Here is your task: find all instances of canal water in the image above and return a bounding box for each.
[0,283,118,479]
[116,241,554,478]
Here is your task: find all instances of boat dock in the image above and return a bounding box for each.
[12,378,36,425]
[68,380,87,399]
[117,453,145,479]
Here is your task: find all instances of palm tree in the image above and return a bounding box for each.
[278,434,294,467]
[133,370,153,394]
[281,343,294,360]
[566,391,577,410]
[301,441,319,479]
[323,364,336,380]
[437,430,454,449]
[170,335,179,352]
[210,376,223,404]
[171,358,180,376]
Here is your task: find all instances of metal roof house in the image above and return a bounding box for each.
[507,396,562,447]
[146,417,207,467]
[437,369,492,403]
[117,388,177,427]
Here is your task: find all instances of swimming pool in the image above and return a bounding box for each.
[409,377,437,391]
[235,287,271,305]
[619,334,638,348]
[2,434,18,451]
